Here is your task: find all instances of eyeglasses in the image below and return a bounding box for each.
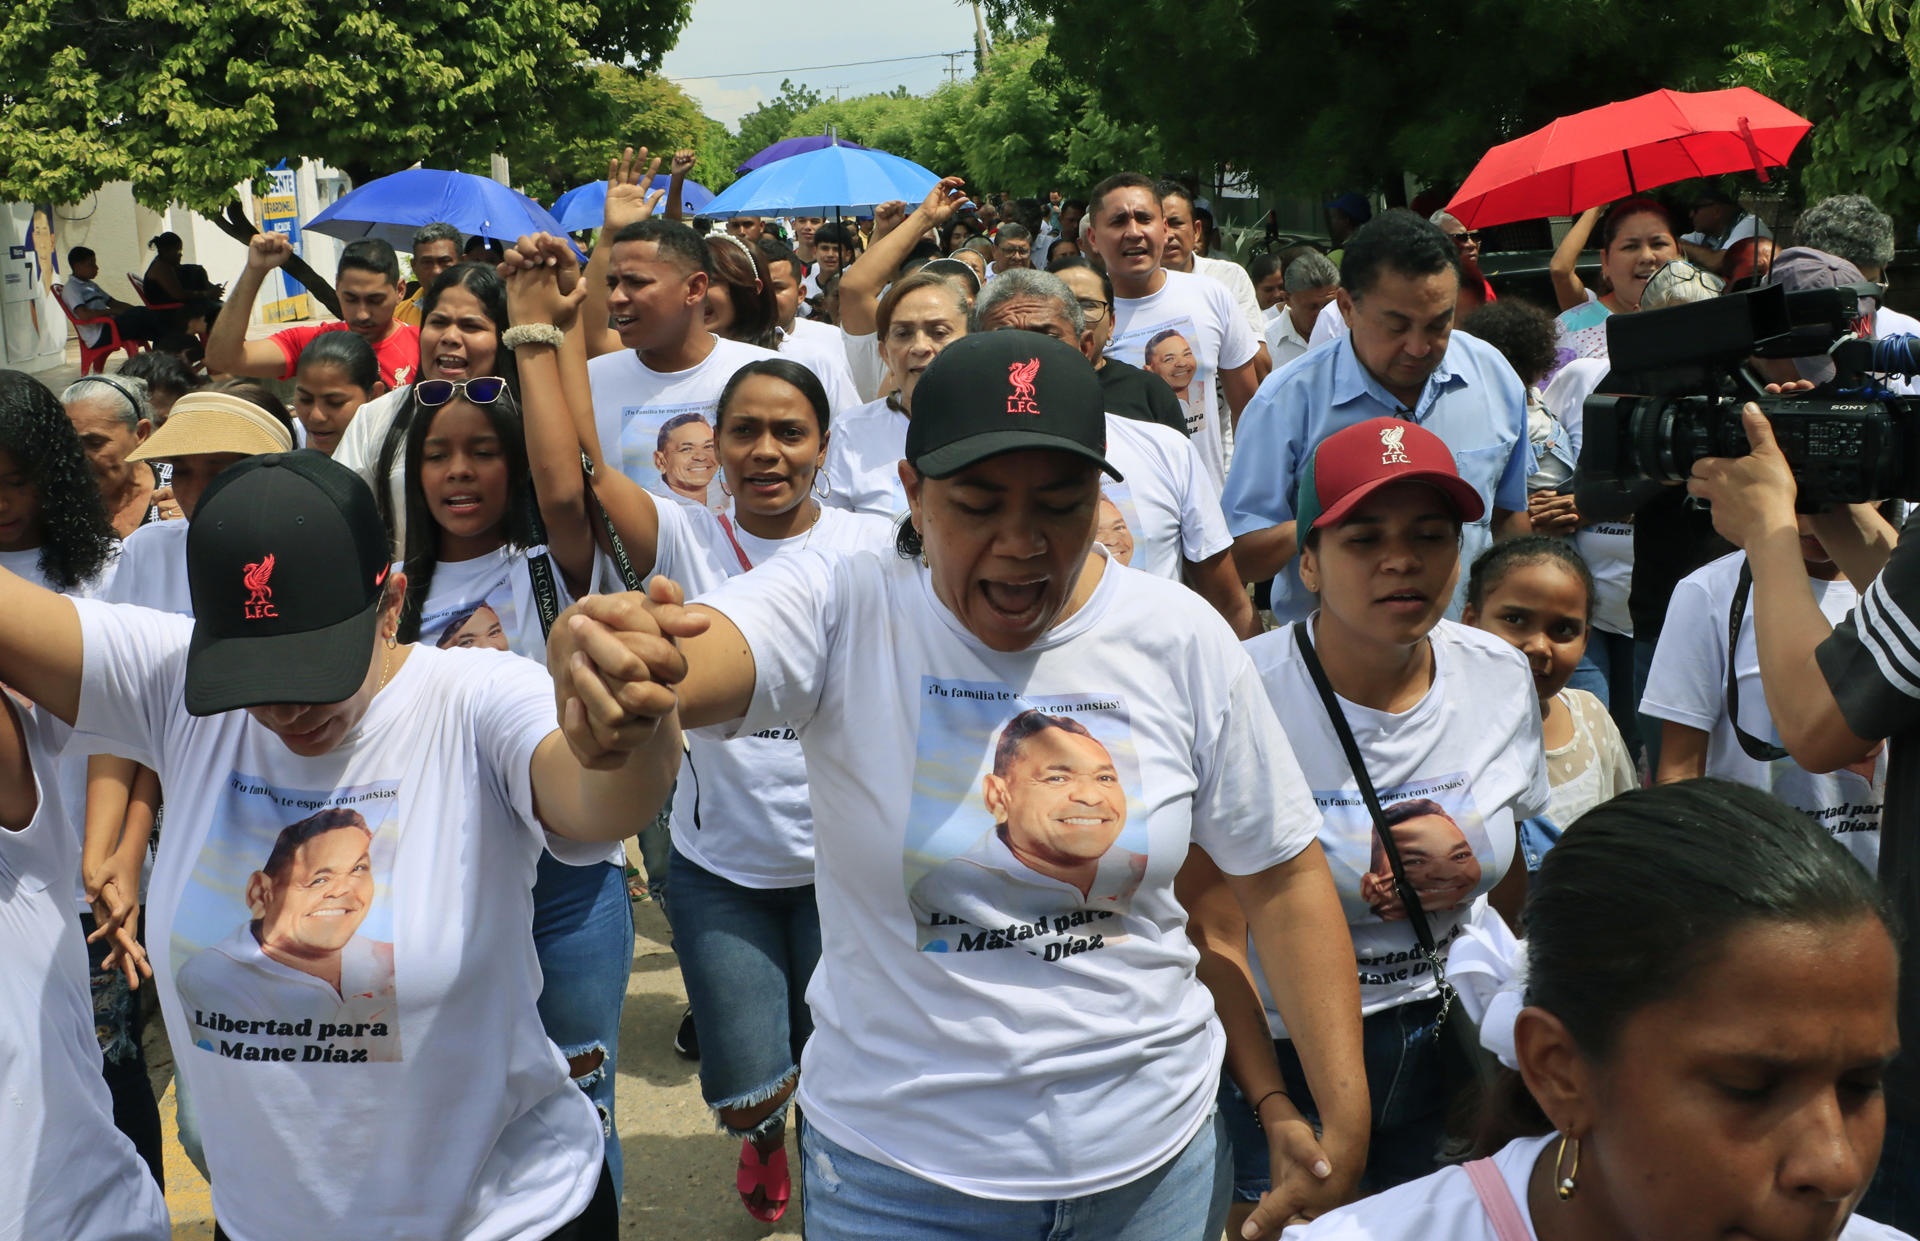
[1446,231,1482,246]
[416,377,508,407]
[1076,297,1110,321]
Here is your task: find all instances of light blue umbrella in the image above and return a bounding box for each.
[306,168,568,249]
[736,134,872,174]
[699,144,941,220]
[549,176,715,232]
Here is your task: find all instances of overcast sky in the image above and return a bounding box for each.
[659,0,980,128]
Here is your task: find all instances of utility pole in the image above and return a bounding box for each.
[943,50,964,84]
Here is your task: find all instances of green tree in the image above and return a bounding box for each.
[733,79,828,166]
[1780,0,1920,221]
[0,0,690,309]
[994,0,1737,196]
[502,64,734,205]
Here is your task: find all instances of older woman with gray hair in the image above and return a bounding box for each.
[1797,194,1920,346]
[60,374,164,533]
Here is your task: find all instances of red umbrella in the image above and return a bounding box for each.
[1445,87,1812,229]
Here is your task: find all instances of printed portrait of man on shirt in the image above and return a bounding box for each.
[911,706,1148,956]
[1358,797,1483,922]
[1316,777,1497,927]
[175,785,402,1063]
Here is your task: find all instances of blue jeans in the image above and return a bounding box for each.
[638,799,674,924]
[1220,997,1448,1200]
[800,1106,1231,1241]
[533,854,634,1193]
[82,912,162,1187]
[668,843,821,1137]
[1861,1113,1920,1229]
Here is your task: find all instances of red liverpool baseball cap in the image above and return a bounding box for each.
[183,451,392,716]
[1294,417,1485,532]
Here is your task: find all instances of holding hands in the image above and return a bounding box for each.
[500,233,586,331]
[546,577,711,770]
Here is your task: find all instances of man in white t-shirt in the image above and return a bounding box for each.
[1679,186,1771,276]
[1084,172,1262,488]
[1159,184,1269,369]
[1264,251,1341,370]
[971,266,1260,637]
[585,218,782,512]
[755,235,861,409]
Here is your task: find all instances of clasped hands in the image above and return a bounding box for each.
[546,577,710,770]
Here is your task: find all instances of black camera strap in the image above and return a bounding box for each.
[1292,621,1458,1023]
[1728,561,1792,763]
[526,451,646,641]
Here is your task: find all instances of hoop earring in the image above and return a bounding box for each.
[814,470,830,499]
[1553,1132,1581,1201]
[719,474,733,498]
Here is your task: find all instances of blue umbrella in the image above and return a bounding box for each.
[549,176,715,232]
[307,168,570,249]
[701,144,941,220]
[737,134,872,174]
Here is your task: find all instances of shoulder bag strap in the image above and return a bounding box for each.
[1292,620,1458,1015]
[1464,1158,1532,1241]
[527,453,651,639]
[1727,561,1791,762]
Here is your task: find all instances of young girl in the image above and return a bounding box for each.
[1189,417,1550,1233]
[705,233,780,350]
[293,331,385,456]
[1463,537,1636,852]
[1641,522,1884,872]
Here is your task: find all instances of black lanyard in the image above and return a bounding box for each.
[1292,620,1458,1022]
[1727,562,1792,762]
[525,451,645,639]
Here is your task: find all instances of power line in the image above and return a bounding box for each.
[665,51,971,82]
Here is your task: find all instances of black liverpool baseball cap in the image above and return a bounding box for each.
[904,332,1123,481]
[184,451,392,716]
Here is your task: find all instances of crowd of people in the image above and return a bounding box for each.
[4,141,1919,1241]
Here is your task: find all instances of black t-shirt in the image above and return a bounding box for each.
[1099,358,1190,437]
[1816,510,1920,1119]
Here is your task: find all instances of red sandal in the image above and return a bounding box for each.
[737,1137,791,1222]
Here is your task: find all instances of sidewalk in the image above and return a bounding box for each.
[149,899,806,1240]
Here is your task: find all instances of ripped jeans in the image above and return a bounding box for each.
[533,854,635,1193]
[668,844,820,1138]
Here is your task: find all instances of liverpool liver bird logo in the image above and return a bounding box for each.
[1006,357,1042,414]
[243,553,278,619]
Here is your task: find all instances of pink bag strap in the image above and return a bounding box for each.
[1464,1157,1532,1241]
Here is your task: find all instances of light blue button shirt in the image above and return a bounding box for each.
[1221,331,1532,622]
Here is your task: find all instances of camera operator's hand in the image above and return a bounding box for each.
[1686,403,1798,550]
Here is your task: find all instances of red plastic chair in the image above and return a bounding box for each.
[128,272,185,313]
[52,284,146,374]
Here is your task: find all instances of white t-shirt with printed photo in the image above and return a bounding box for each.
[587,336,782,516]
[1642,552,1883,871]
[411,543,594,666]
[0,701,171,1241]
[1104,268,1260,489]
[70,602,604,1241]
[671,505,894,889]
[695,546,1322,1199]
[1243,619,1550,1028]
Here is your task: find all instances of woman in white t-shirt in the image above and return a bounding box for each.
[1642,528,1883,872]
[821,269,971,517]
[568,332,1369,1241]
[10,448,669,1241]
[664,357,890,1222]
[1290,779,1908,1241]
[1191,417,1548,1232]
[837,177,972,403]
[333,262,517,552]
[1462,537,1636,864]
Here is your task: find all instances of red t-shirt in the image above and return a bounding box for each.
[271,321,421,387]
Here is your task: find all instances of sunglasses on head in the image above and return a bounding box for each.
[416,377,508,407]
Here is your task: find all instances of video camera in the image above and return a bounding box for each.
[1581,281,1920,508]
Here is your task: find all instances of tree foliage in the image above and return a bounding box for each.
[732,80,828,168]
[501,64,736,205]
[1781,0,1920,221]
[992,0,1738,195]
[0,0,691,301]
[734,38,1172,198]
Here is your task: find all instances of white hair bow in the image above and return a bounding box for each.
[1447,903,1527,1071]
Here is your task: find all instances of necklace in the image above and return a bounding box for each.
[800,500,822,550]
[373,642,399,695]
